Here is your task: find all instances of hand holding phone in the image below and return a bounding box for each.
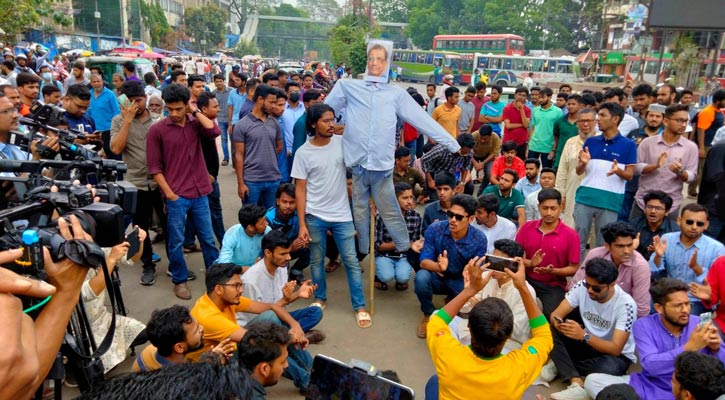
[485,254,518,273]
[553,316,564,324]
[126,227,140,257]
[698,312,713,329]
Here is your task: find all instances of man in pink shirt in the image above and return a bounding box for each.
[516,188,580,317]
[570,221,651,317]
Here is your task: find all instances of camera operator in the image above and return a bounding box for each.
[62,84,102,149]
[110,81,165,286]
[0,215,98,399]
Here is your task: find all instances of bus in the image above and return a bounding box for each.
[391,49,468,84]
[472,53,580,87]
[432,34,525,56]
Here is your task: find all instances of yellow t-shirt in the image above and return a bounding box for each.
[432,104,462,137]
[187,293,252,362]
[427,309,553,400]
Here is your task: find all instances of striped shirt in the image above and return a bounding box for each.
[575,133,637,212]
[375,209,422,257]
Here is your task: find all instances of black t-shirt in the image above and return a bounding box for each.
[200,136,220,178]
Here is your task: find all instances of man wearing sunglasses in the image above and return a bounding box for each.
[548,258,637,400]
[415,194,487,339]
[650,203,725,315]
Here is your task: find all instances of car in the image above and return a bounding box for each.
[278,63,304,75]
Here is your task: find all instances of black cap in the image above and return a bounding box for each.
[232,65,240,70]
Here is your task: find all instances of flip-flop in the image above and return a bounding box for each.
[356,311,372,329]
[374,277,388,291]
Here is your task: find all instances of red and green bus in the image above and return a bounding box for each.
[432,34,526,56]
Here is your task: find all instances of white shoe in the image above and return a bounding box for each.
[539,360,557,383]
[551,383,589,400]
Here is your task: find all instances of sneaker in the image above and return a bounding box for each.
[166,270,197,280]
[140,269,156,286]
[151,253,161,263]
[551,383,588,400]
[539,360,557,383]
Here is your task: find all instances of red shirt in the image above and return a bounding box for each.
[146,115,221,199]
[403,122,419,143]
[515,219,580,289]
[470,95,490,132]
[502,102,531,145]
[490,155,526,181]
[703,257,725,331]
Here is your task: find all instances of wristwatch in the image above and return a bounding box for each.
[192,109,200,116]
[583,331,591,343]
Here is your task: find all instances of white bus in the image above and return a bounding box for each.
[472,53,580,87]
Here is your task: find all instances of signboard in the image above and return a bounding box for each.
[649,0,725,30]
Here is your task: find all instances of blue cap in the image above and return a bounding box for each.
[22,230,39,245]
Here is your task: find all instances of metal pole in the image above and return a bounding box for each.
[94,0,101,52]
[655,30,666,83]
[709,32,721,78]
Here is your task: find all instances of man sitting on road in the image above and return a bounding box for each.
[217,204,272,272]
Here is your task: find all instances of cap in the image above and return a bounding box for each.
[3,51,11,57]
[16,54,26,60]
[232,65,240,70]
[648,104,666,114]
[444,74,454,80]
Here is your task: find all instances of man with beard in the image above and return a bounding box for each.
[133,305,209,372]
[528,87,561,168]
[524,167,556,221]
[489,140,526,186]
[584,278,725,400]
[515,158,541,199]
[548,258,637,400]
[266,183,310,283]
[483,169,526,227]
[111,81,165,286]
[570,222,651,317]
[63,61,89,93]
[233,84,283,209]
[657,83,677,106]
[631,83,654,129]
[630,190,676,260]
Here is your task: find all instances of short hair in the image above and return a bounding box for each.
[302,89,322,104]
[540,167,555,176]
[262,73,278,84]
[502,168,519,183]
[514,85,528,95]
[524,158,541,169]
[539,87,553,97]
[578,107,596,118]
[559,84,572,91]
[426,83,436,90]
[468,298,514,358]
[121,80,146,98]
[493,239,524,258]
[593,92,605,104]
[143,72,157,86]
[711,89,725,104]
[601,221,637,244]
[604,88,625,102]
[567,94,583,104]
[537,188,561,204]
[261,229,291,253]
[556,92,568,100]
[274,87,287,100]
[599,102,624,124]
[2,60,15,70]
[530,86,541,93]
[213,73,225,82]
[276,70,288,78]
[501,140,518,153]
[581,93,597,107]
[146,305,193,357]
[444,86,459,99]
[275,182,295,199]
[674,351,725,400]
[0,84,13,97]
[450,194,478,216]
[237,321,290,372]
[122,60,135,73]
[680,88,693,97]
[66,84,91,101]
[584,258,619,285]
[632,83,653,98]
[680,202,708,218]
[16,72,40,87]
[161,83,190,105]
[434,171,456,188]
[660,83,677,96]
[596,384,641,400]
[457,133,475,148]
[476,194,499,214]
[305,103,335,136]
[170,63,183,71]
[643,190,673,211]
[237,204,267,228]
[478,124,493,136]
[197,91,216,110]
[650,277,688,305]
[72,60,85,70]
[464,85,476,95]
[170,69,186,82]
[664,103,690,118]
[394,146,411,159]
[394,181,412,196]
[42,85,60,97]
[205,263,243,293]
[490,84,503,95]
[475,82,487,91]
[187,74,205,87]
[285,81,301,92]
[367,43,388,60]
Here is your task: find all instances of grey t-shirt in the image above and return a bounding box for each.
[458,99,475,132]
[232,113,282,182]
[110,113,161,190]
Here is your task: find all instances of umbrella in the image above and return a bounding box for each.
[63,49,94,57]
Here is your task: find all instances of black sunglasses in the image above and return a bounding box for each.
[446,210,467,222]
[583,282,607,293]
[684,219,706,227]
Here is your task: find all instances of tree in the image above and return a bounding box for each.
[329,13,378,75]
[140,1,173,48]
[371,0,408,23]
[184,6,229,55]
[228,0,281,33]
[256,3,312,59]
[297,0,342,21]
[1,0,72,38]
[234,39,259,57]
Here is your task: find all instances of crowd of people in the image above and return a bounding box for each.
[0,38,724,400]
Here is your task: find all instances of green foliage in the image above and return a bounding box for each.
[297,0,342,21]
[0,0,71,38]
[234,38,259,57]
[329,14,378,75]
[228,0,281,33]
[255,3,331,60]
[140,1,173,48]
[371,0,408,23]
[184,6,229,55]
[670,32,700,88]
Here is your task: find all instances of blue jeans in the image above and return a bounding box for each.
[306,214,366,311]
[414,269,464,315]
[289,307,323,332]
[184,179,225,247]
[425,374,439,400]
[245,179,280,209]
[618,175,639,221]
[375,256,412,283]
[351,166,410,254]
[166,196,219,284]
[404,140,417,164]
[219,122,230,161]
[248,311,313,389]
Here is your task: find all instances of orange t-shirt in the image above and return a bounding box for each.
[187,293,251,361]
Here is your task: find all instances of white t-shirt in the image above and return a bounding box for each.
[291,135,352,222]
[472,216,517,254]
[566,282,637,363]
[237,259,287,327]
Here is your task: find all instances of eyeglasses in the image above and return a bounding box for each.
[684,219,706,227]
[577,119,595,124]
[71,100,89,111]
[583,281,608,293]
[446,210,467,221]
[368,57,386,63]
[219,283,244,291]
[0,108,17,115]
[668,118,689,125]
[645,205,666,212]
[664,301,691,311]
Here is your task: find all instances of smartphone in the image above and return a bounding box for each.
[485,254,518,273]
[118,94,129,108]
[553,316,565,324]
[126,227,140,256]
[699,312,713,328]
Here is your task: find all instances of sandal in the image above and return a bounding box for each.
[395,282,409,291]
[355,310,372,329]
[310,301,326,311]
[374,277,388,291]
[325,260,340,273]
[183,244,201,253]
[221,159,229,166]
